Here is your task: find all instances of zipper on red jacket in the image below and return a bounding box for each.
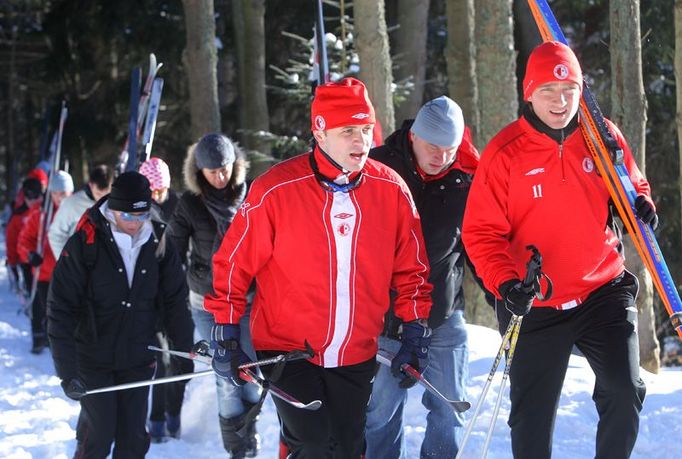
[559,129,566,181]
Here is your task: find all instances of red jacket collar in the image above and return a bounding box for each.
[313,145,361,183]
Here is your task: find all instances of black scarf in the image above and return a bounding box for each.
[523,103,579,143]
[201,184,242,253]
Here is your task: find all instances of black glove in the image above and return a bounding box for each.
[499,279,535,316]
[61,378,87,401]
[28,251,43,267]
[391,320,432,389]
[210,323,252,387]
[634,195,658,229]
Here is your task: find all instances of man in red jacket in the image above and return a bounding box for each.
[5,177,44,296]
[18,170,73,354]
[206,77,433,458]
[462,41,651,459]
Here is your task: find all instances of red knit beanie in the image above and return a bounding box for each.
[27,168,48,191]
[311,77,376,131]
[523,41,583,101]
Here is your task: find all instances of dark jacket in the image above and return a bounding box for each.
[47,198,193,381]
[167,142,248,296]
[370,119,481,334]
[154,189,180,224]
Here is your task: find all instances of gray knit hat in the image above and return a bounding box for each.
[49,171,74,193]
[195,133,236,170]
[410,96,465,148]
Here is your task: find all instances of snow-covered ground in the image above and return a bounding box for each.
[1,235,680,458]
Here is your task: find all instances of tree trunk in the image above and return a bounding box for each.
[354,0,395,134]
[181,0,221,141]
[393,0,429,124]
[7,28,18,203]
[232,0,270,155]
[446,0,479,143]
[610,0,659,373]
[474,0,517,148]
[676,0,682,334]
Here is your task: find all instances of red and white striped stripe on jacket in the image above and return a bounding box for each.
[205,151,433,368]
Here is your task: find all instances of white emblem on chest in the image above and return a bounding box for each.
[582,157,594,173]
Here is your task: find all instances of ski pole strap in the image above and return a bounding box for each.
[523,245,553,301]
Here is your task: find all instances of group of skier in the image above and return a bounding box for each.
[2,40,657,459]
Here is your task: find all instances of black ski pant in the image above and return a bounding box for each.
[31,281,49,346]
[496,270,646,459]
[74,364,155,459]
[149,333,188,421]
[258,353,375,458]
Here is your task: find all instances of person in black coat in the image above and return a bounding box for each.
[365,96,487,459]
[47,171,194,459]
[167,133,260,458]
[139,156,191,442]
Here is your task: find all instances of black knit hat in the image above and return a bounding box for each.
[108,171,152,212]
[195,133,236,170]
[22,177,43,200]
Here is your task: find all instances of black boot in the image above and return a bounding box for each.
[243,402,261,458]
[30,335,48,355]
[219,414,248,459]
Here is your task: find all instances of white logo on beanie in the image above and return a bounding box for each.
[133,201,148,209]
[314,115,326,130]
[351,113,370,120]
[553,64,569,80]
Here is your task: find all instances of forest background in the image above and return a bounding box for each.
[1,0,680,370]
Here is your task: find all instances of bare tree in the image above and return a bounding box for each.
[393,0,429,123]
[181,0,221,140]
[232,0,270,155]
[610,0,659,373]
[445,0,479,142]
[354,0,395,134]
[474,0,517,147]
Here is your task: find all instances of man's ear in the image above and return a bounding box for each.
[312,130,326,146]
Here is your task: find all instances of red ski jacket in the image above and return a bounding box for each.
[18,203,58,282]
[462,115,652,309]
[205,151,433,368]
[5,202,39,266]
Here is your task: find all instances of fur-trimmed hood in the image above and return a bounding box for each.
[183,140,249,195]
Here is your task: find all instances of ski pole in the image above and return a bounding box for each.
[456,246,552,458]
[147,342,322,410]
[376,349,471,413]
[455,316,518,459]
[148,340,314,370]
[239,367,321,411]
[84,369,214,395]
[481,315,523,458]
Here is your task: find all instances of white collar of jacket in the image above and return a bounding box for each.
[100,201,153,287]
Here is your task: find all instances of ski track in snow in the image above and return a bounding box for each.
[0,237,680,458]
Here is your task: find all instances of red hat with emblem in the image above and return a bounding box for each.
[523,41,583,101]
[311,77,376,131]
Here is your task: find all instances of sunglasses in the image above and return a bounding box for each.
[119,211,151,222]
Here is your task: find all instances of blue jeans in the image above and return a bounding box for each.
[190,292,261,419]
[365,310,468,459]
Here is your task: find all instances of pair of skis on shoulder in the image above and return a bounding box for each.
[117,53,164,174]
[24,101,69,315]
[527,0,682,339]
